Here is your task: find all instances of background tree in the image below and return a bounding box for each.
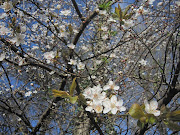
[0,0,179,134]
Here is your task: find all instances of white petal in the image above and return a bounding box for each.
[103,85,110,90]
[85,106,92,112]
[145,105,150,113]
[103,107,111,114]
[119,106,126,112]
[109,80,113,85]
[103,99,111,108]
[100,92,106,99]
[150,100,158,110]
[144,99,149,106]
[144,100,150,113]
[111,108,117,114]
[114,86,119,90]
[111,95,117,103]
[116,99,123,107]
[153,110,160,116]
[95,105,103,113]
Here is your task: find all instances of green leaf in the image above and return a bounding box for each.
[52,89,69,98]
[105,1,112,8]
[99,4,104,9]
[129,103,145,119]
[123,5,132,17]
[118,4,123,20]
[115,7,120,17]
[123,12,134,19]
[114,4,123,20]
[137,120,145,129]
[164,120,180,131]
[140,116,148,123]
[166,110,180,122]
[70,78,77,96]
[99,1,111,10]
[69,96,78,104]
[148,116,157,124]
[112,13,118,19]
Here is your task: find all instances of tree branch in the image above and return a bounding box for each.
[71,0,85,21]
[73,11,98,45]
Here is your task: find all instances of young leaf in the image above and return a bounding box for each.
[123,5,132,17]
[69,96,78,104]
[115,7,120,17]
[140,116,148,123]
[118,4,122,20]
[123,12,134,20]
[99,1,112,10]
[164,120,180,131]
[166,110,180,122]
[52,89,69,98]
[148,116,157,124]
[129,103,145,119]
[70,78,77,96]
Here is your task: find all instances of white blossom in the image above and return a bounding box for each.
[0,53,6,61]
[83,87,92,99]
[77,62,85,70]
[0,26,11,35]
[110,53,116,58]
[103,80,119,91]
[139,59,147,66]
[157,2,163,6]
[83,85,106,104]
[102,34,108,40]
[107,17,116,23]
[175,1,180,6]
[85,101,103,113]
[67,43,75,49]
[135,6,149,17]
[99,10,107,15]
[44,51,56,63]
[33,90,37,94]
[11,33,25,46]
[144,100,160,116]
[0,1,13,12]
[103,95,126,114]
[0,13,7,19]
[56,4,61,10]
[60,9,71,16]
[25,91,32,97]
[32,46,39,50]
[101,26,108,31]
[122,19,134,30]
[68,59,77,65]
[19,57,26,66]
[59,31,68,38]
[148,0,155,5]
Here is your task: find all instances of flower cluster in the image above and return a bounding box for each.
[68,59,85,70]
[44,51,56,63]
[83,83,126,114]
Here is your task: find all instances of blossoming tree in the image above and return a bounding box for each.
[0,0,179,134]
